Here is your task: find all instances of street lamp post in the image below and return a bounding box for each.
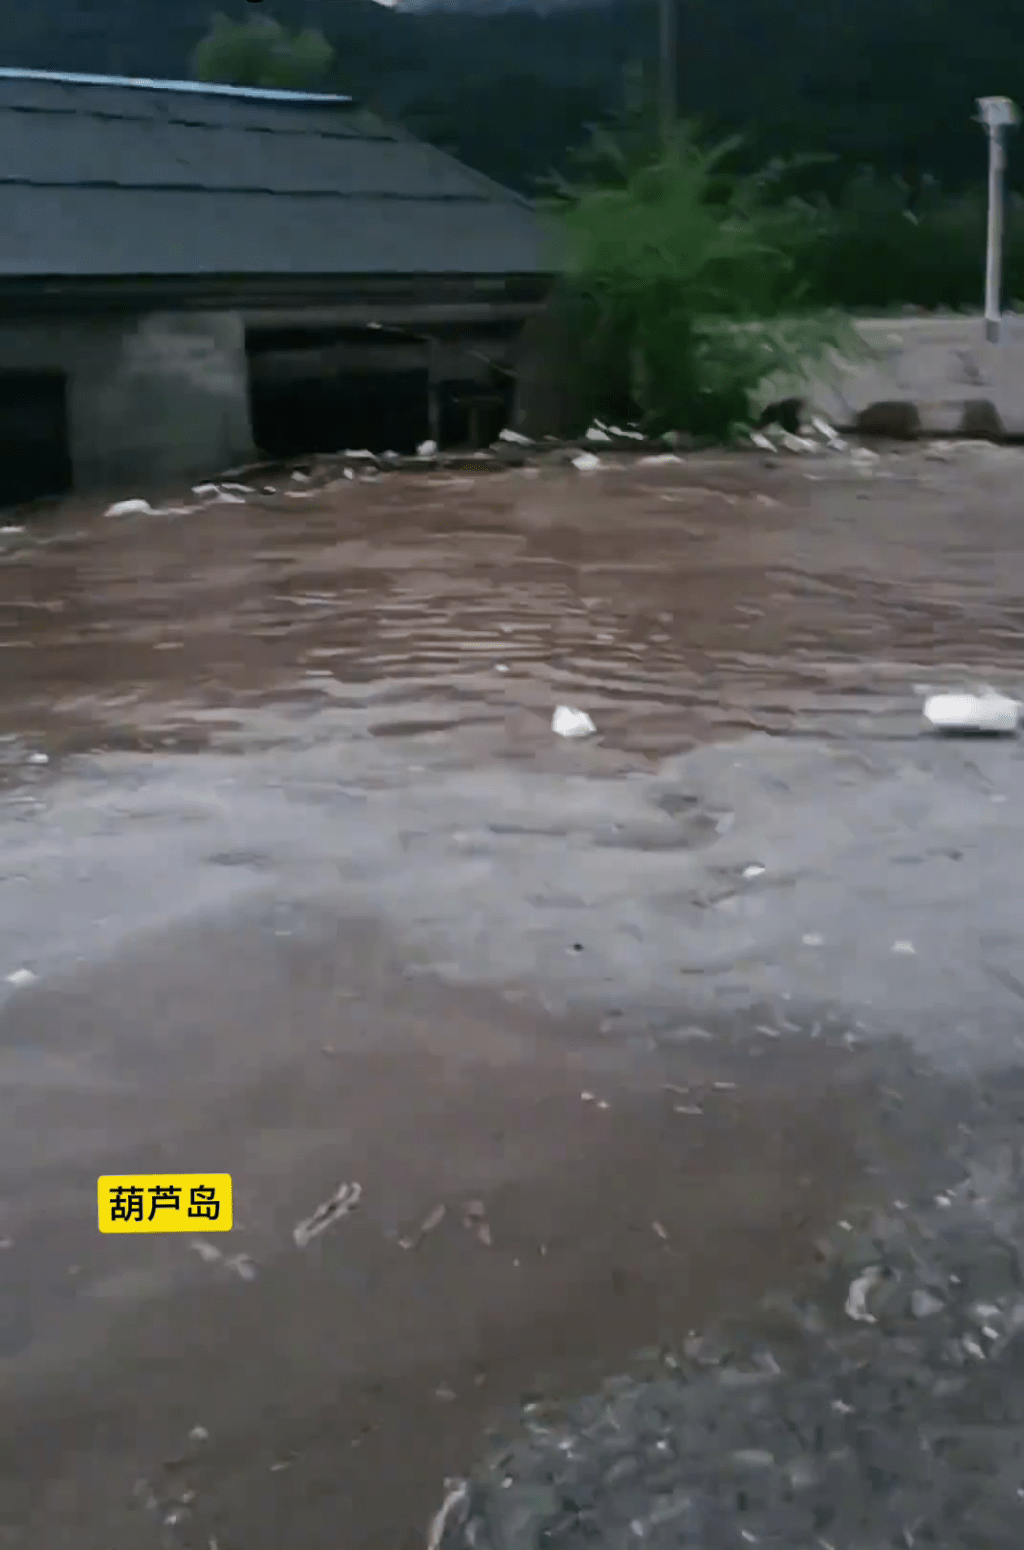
[977,96,1020,343]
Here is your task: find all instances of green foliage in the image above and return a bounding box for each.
[550,123,856,438]
[190,11,334,91]
[781,172,1024,311]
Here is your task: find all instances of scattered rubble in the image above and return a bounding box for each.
[82,416,1024,531]
[398,1203,447,1251]
[191,484,245,504]
[293,1181,362,1248]
[189,1240,256,1282]
[433,1132,1024,1550]
[750,418,870,462]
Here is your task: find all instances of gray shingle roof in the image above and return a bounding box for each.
[0,71,555,279]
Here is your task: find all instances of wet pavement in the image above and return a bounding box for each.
[3,444,1024,1548]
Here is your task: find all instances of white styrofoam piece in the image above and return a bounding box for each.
[552,706,596,738]
[924,690,1020,733]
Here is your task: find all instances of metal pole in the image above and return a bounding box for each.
[984,124,1005,343]
[977,97,1020,344]
[658,0,677,151]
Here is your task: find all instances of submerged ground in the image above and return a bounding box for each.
[2,442,1024,1548]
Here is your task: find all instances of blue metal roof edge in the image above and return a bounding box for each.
[0,67,352,105]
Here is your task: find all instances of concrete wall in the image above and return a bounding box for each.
[0,310,254,494]
[515,306,1024,440]
[772,314,1024,437]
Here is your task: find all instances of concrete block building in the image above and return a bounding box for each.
[0,68,555,503]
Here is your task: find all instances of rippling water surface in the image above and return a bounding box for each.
[2,449,1023,772]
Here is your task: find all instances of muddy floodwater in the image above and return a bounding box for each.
[3,445,1023,770]
[2,444,1024,1550]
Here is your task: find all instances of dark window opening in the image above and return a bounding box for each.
[250,368,432,459]
[0,371,72,508]
[437,382,510,449]
[246,327,514,459]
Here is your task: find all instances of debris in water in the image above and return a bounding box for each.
[802,934,824,947]
[188,1425,210,1443]
[923,688,1020,734]
[911,1289,945,1318]
[892,940,916,954]
[398,1202,446,1251]
[552,705,596,738]
[845,1266,883,1323]
[664,1025,714,1042]
[652,1221,670,1241]
[105,498,155,517]
[293,1182,362,1248]
[417,440,439,456]
[570,452,602,473]
[584,424,613,443]
[195,484,245,504]
[290,470,311,482]
[190,1240,256,1281]
[26,752,49,765]
[498,428,532,445]
[811,415,847,449]
[426,1478,470,1550]
[638,452,683,465]
[5,968,36,987]
[742,864,765,878]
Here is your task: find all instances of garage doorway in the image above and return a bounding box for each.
[0,371,73,508]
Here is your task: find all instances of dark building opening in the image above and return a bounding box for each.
[246,324,515,459]
[0,371,73,507]
[251,367,431,458]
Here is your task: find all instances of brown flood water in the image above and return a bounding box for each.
[3,447,1024,773]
